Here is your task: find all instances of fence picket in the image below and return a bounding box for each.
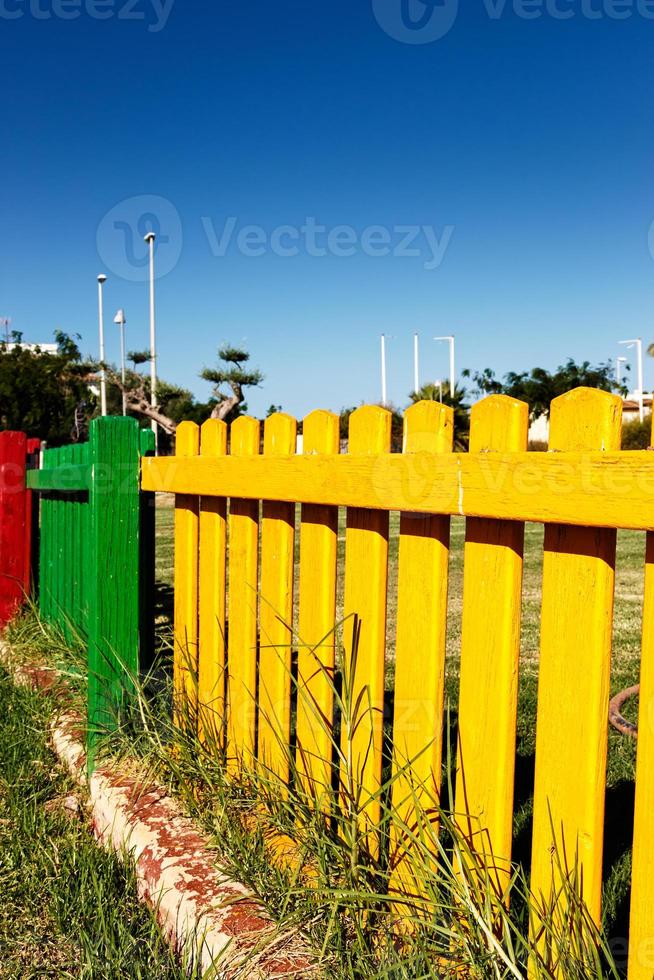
[296,410,340,804]
[455,395,528,898]
[24,438,41,598]
[198,419,228,747]
[258,412,297,782]
[226,415,261,772]
[0,431,28,625]
[341,405,391,839]
[173,421,200,729]
[529,387,621,951]
[62,444,73,640]
[628,424,654,980]
[87,416,150,769]
[389,400,453,893]
[39,448,52,622]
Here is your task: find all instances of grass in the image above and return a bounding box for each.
[7,608,622,980]
[0,648,197,980]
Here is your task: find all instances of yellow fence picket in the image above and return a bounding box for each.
[295,410,340,804]
[198,418,228,747]
[173,421,200,729]
[226,415,261,772]
[341,405,391,839]
[455,395,528,899]
[258,412,297,783]
[529,388,622,957]
[389,400,453,894]
[628,419,654,980]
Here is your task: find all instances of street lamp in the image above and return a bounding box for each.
[97,275,107,416]
[434,335,455,395]
[380,333,388,406]
[619,338,644,422]
[114,309,127,416]
[413,332,420,394]
[144,231,158,452]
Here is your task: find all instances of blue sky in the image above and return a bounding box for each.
[2,0,654,417]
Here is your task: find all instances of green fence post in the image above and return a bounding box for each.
[87,417,153,770]
[139,428,156,673]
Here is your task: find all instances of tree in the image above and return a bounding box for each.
[201,346,263,422]
[463,359,624,420]
[409,382,470,449]
[101,342,263,435]
[622,416,651,450]
[0,331,95,444]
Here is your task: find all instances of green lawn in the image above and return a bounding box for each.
[0,665,194,980]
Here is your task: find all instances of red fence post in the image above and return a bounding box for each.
[0,431,28,626]
[24,438,41,597]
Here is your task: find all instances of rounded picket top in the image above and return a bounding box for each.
[348,404,392,454]
[403,400,453,454]
[263,412,297,456]
[176,420,200,456]
[302,409,340,455]
[200,418,227,456]
[230,415,261,456]
[470,394,529,453]
[549,386,622,453]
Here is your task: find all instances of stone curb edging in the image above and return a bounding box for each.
[4,651,315,979]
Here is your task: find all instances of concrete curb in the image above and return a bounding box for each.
[4,651,315,979]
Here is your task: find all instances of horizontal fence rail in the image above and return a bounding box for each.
[142,447,654,531]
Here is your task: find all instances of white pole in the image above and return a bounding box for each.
[413,332,420,394]
[97,275,107,416]
[381,333,388,406]
[434,335,455,396]
[619,338,645,422]
[145,232,158,452]
[114,310,127,416]
[637,337,644,423]
[120,314,127,416]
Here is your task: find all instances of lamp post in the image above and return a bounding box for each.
[114,309,127,416]
[434,335,455,395]
[619,338,644,422]
[144,231,158,452]
[380,334,388,406]
[413,332,420,394]
[97,275,107,416]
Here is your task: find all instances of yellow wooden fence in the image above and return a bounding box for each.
[141,387,654,979]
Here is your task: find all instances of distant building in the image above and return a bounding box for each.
[622,395,652,424]
[528,413,549,445]
[2,342,59,354]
